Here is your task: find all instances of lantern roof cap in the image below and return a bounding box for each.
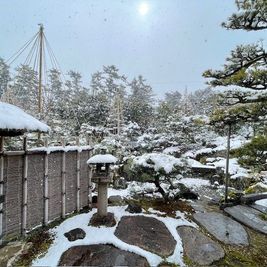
[87,154,118,164]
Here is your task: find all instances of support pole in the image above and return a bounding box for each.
[76,137,80,212]
[88,150,92,209]
[61,138,66,219]
[225,124,231,204]
[0,137,4,245]
[38,24,44,116]
[22,136,28,236]
[43,137,49,225]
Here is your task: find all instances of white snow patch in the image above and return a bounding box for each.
[179,178,210,189]
[163,146,180,155]
[29,145,92,154]
[255,199,267,208]
[108,187,130,198]
[133,153,184,174]
[207,157,249,179]
[87,154,118,164]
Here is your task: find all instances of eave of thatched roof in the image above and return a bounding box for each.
[0,102,50,136]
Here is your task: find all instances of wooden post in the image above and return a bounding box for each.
[0,137,4,245]
[86,133,93,146]
[88,150,92,209]
[225,124,231,204]
[22,136,28,236]
[76,137,80,212]
[61,138,66,219]
[43,137,49,225]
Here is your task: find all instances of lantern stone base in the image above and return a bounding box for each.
[89,212,116,227]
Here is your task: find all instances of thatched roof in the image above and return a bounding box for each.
[0,102,50,136]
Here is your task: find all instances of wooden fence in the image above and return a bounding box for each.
[0,141,93,244]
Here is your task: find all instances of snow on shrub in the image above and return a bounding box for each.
[132,153,185,174]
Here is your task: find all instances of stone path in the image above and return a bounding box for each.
[250,203,267,214]
[114,215,176,257]
[177,226,225,266]
[58,244,149,266]
[224,205,267,235]
[194,212,249,246]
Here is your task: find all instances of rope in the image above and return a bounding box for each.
[6,32,39,65]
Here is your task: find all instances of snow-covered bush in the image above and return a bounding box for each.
[232,135,267,171]
[130,153,188,201]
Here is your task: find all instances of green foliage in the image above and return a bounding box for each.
[14,229,54,267]
[233,135,267,171]
[210,102,267,125]
[245,182,267,194]
[259,213,267,221]
[125,75,154,127]
[222,0,267,31]
[204,0,267,126]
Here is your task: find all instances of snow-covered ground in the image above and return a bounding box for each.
[33,206,196,267]
[179,178,210,189]
[255,199,267,208]
[206,157,249,179]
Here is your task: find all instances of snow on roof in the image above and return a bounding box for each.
[0,102,50,134]
[87,154,118,164]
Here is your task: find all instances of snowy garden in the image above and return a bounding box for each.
[0,0,267,266]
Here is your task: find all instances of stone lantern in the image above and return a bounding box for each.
[87,153,118,226]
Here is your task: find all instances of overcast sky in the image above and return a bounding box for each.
[0,0,264,97]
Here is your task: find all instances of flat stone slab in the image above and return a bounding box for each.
[114,215,176,257]
[193,212,249,246]
[250,203,267,214]
[58,244,149,266]
[241,193,267,204]
[177,226,225,266]
[224,205,267,235]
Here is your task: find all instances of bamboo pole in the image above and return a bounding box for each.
[225,124,231,204]
[22,136,28,236]
[88,150,92,209]
[0,137,4,245]
[38,24,44,115]
[61,138,66,219]
[76,137,80,212]
[43,137,49,225]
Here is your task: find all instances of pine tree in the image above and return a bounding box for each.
[10,64,39,114]
[90,65,128,131]
[0,57,10,98]
[125,75,154,127]
[203,0,267,124]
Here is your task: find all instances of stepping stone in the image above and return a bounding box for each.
[114,215,176,257]
[126,203,142,213]
[108,195,123,205]
[250,203,267,214]
[193,212,249,246]
[177,226,225,266]
[64,228,86,242]
[58,244,149,266]
[241,193,267,204]
[224,205,267,235]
